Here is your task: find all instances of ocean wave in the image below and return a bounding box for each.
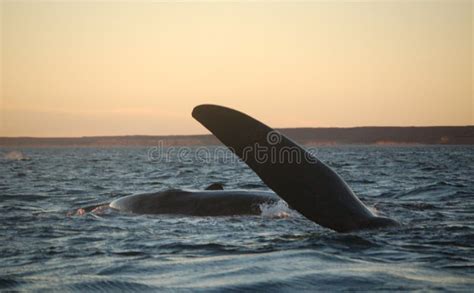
[1,146,473,291]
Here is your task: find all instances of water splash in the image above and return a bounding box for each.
[3,150,30,161]
[259,200,293,218]
[368,205,380,216]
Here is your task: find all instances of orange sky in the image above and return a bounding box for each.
[1,1,472,137]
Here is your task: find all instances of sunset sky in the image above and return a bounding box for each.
[1,1,472,137]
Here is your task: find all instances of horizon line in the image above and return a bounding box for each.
[1,125,473,139]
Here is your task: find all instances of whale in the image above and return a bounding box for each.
[192,104,399,232]
[109,187,279,216]
[72,184,281,216]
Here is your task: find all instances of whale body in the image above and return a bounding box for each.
[109,189,279,216]
[192,104,399,232]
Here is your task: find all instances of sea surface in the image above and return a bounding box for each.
[1,146,473,291]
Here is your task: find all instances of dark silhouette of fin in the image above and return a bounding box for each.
[192,104,398,232]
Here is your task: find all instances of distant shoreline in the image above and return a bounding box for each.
[1,126,473,147]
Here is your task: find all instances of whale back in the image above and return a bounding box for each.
[109,189,278,216]
[192,104,385,232]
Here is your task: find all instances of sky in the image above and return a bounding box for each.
[1,1,472,137]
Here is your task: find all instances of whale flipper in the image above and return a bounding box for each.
[192,104,398,232]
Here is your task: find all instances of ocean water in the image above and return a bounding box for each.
[1,146,473,291]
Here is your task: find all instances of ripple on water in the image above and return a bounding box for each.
[0,146,473,291]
